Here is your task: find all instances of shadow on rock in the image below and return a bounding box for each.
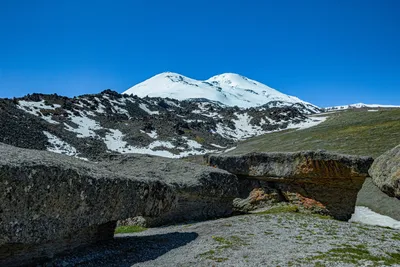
[44,232,199,267]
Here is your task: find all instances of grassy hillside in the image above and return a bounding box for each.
[227,109,400,158]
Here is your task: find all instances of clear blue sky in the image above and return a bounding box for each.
[0,0,399,107]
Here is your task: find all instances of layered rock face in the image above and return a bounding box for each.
[100,154,239,227]
[369,144,400,198]
[207,151,374,220]
[0,144,176,267]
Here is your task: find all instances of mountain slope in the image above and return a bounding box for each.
[225,109,400,158]
[123,72,320,114]
[0,90,324,160]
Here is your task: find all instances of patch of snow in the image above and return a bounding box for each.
[215,112,265,140]
[102,129,216,158]
[286,116,327,130]
[43,131,78,156]
[224,147,237,153]
[182,137,203,149]
[18,100,61,124]
[349,206,400,229]
[64,112,102,138]
[368,110,379,112]
[92,97,107,114]
[142,130,158,139]
[148,140,175,149]
[216,115,327,141]
[103,129,129,152]
[139,103,160,115]
[184,119,205,123]
[211,143,227,149]
[164,100,180,107]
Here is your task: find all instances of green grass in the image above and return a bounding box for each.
[253,205,299,215]
[212,235,247,249]
[227,109,400,158]
[197,236,248,263]
[114,225,147,234]
[303,244,400,266]
[392,233,400,241]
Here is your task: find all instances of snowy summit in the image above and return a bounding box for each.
[123,72,319,111]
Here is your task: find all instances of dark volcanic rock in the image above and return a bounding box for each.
[207,151,374,220]
[100,154,239,227]
[369,144,400,198]
[0,99,48,150]
[0,91,316,160]
[0,144,176,267]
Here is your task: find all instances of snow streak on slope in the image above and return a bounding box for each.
[124,72,319,112]
[215,114,326,140]
[325,103,400,111]
[43,131,78,156]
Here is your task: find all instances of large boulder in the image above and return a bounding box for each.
[99,154,239,227]
[0,144,176,267]
[356,178,400,221]
[369,144,400,198]
[207,151,374,220]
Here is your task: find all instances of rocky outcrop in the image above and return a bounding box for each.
[0,144,176,267]
[356,178,400,221]
[207,151,374,220]
[99,154,239,227]
[369,144,400,198]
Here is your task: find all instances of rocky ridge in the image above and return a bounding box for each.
[0,90,323,160]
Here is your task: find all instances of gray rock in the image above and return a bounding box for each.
[0,144,176,266]
[207,151,374,220]
[99,154,239,227]
[357,178,400,221]
[369,144,400,198]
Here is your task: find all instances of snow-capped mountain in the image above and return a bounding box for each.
[325,103,400,111]
[123,72,320,114]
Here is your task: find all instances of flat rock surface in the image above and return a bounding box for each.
[369,144,400,198]
[100,154,239,227]
[99,154,238,197]
[47,213,400,267]
[207,151,374,183]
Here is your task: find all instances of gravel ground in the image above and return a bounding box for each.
[47,212,400,267]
